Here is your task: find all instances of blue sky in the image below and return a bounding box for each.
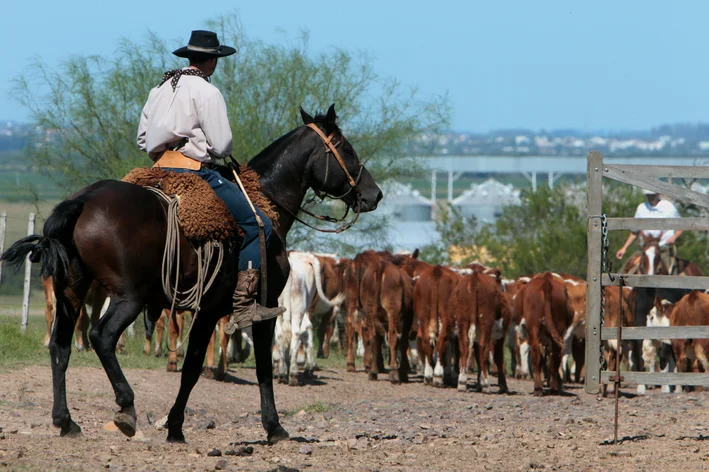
[1,1,707,132]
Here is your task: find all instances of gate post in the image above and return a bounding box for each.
[585,152,603,394]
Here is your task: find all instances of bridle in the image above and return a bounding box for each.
[255,123,365,234]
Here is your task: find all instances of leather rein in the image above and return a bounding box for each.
[254,123,364,234]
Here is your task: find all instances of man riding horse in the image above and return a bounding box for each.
[137,30,285,333]
[615,188,683,275]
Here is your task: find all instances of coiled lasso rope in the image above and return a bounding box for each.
[146,187,225,352]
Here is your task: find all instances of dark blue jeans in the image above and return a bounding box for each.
[162,167,272,270]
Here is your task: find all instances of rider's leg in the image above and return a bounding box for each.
[195,169,284,331]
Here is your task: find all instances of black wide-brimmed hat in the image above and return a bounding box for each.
[172,30,236,58]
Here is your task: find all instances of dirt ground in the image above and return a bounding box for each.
[0,364,707,472]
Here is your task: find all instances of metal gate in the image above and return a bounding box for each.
[585,151,709,394]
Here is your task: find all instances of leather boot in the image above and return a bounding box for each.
[224,269,285,334]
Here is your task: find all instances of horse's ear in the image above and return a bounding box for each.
[412,248,420,260]
[326,103,337,124]
[300,106,314,125]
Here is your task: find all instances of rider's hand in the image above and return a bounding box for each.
[616,249,625,260]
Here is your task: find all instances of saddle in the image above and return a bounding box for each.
[122,165,278,242]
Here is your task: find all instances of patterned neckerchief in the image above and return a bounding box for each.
[159,68,210,91]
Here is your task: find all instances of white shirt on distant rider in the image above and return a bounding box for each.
[633,199,680,247]
[137,69,232,164]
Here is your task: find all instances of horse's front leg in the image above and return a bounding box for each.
[252,317,289,443]
[166,310,222,443]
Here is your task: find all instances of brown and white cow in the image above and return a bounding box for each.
[274,251,344,385]
[514,272,573,395]
[452,269,512,393]
[308,254,349,359]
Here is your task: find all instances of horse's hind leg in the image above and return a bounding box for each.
[167,311,222,443]
[89,295,143,437]
[50,284,87,437]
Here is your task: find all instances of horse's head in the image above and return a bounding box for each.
[639,235,665,276]
[299,104,382,213]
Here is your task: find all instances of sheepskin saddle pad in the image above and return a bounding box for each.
[122,165,278,242]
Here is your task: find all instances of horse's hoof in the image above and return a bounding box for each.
[114,407,137,438]
[423,377,433,386]
[303,370,315,380]
[278,376,288,385]
[533,388,543,397]
[457,383,467,392]
[498,386,509,395]
[167,431,186,443]
[59,420,82,438]
[288,376,299,387]
[432,377,443,388]
[201,367,214,379]
[389,371,400,384]
[368,372,378,381]
[214,370,226,382]
[167,361,178,373]
[267,425,289,444]
[346,363,356,373]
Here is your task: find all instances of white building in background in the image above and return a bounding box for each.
[451,178,521,223]
[376,180,439,251]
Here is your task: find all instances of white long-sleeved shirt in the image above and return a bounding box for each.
[137,70,232,163]
[633,199,680,247]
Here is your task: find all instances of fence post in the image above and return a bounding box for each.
[0,211,6,284]
[21,212,36,333]
[585,152,603,394]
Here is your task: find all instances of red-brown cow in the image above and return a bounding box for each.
[669,291,709,378]
[409,263,460,387]
[452,269,512,393]
[515,272,573,395]
[363,259,415,383]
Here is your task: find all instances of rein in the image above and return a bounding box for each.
[251,123,364,234]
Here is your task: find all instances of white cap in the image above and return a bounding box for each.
[642,188,658,195]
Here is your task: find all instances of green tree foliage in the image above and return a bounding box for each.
[474,186,587,278]
[419,205,479,265]
[422,181,709,279]
[13,14,449,254]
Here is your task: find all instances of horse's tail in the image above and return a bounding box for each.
[1,199,84,285]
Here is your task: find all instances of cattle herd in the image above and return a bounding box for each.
[40,248,709,397]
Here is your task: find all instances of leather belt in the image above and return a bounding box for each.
[153,150,202,171]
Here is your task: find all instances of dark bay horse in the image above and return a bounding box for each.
[1,105,382,443]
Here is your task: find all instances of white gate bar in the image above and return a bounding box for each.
[607,217,709,232]
[602,273,709,290]
[609,164,709,179]
[601,371,709,387]
[602,326,709,341]
[604,165,709,209]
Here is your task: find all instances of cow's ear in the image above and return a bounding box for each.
[412,248,420,259]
